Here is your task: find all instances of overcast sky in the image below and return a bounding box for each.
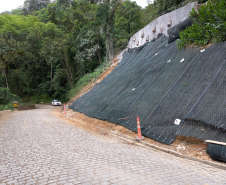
[0,0,149,14]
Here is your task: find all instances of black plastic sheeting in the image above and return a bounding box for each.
[69,35,226,145]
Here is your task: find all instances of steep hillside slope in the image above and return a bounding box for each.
[69,35,226,145]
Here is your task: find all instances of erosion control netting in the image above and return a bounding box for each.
[69,35,226,145]
[167,18,192,44]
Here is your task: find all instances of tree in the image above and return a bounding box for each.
[141,3,157,25]
[10,8,24,15]
[153,0,208,17]
[115,0,143,49]
[52,68,70,100]
[0,87,15,104]
[0,14,62,88]
[74,29,100,77]
[0,0,137,100]
[96,0,122,61]
[22,0,51,15]
[0,14,32,88]
[9,69,28,95]
[141,0,208,26]
[32,8,49,23]
[52,0,105,81]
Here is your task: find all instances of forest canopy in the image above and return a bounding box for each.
[0,0,208,104]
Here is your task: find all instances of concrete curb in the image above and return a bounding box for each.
[63,114,226,171]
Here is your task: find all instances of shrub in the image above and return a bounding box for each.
[177,0,226,49]
[116,39,129,50]
[0,87,17,110]
[0,102,14,111]
[0,87,16,105]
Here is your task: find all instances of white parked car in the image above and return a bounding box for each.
[51,100,62,106]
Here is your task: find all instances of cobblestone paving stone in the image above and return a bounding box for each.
[1,107,226,185]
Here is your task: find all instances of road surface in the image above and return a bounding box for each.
[0,105,226,185]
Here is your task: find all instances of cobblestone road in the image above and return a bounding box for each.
[1,106,226,185]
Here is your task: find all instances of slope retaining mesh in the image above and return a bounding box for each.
[69,35,226,145]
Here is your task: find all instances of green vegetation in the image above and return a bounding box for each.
[115,0,143,49]
[152,0,207,17]
[20,94,53,104]
[0,102,14,111]
[142,0,208,25]
[0,0,145,105]
[177,0,226,49]
[0,87,17,110]
[67,62,110,100]
[1,0,220,110]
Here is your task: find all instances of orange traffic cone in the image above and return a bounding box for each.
[136,116,144,140]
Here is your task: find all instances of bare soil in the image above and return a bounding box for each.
[186,43,212,50]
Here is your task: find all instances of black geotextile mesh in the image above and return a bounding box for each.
[69,35,226,145]
[168,18,192,44]
[206,143,226,162]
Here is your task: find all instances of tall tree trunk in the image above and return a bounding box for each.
[51,61,53,83]
[96,34,102,65]
[106,23,114,61]
[3,68,8,89]
[0,58,8,88]
[63,50,74,88]
[97,49,102,65]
